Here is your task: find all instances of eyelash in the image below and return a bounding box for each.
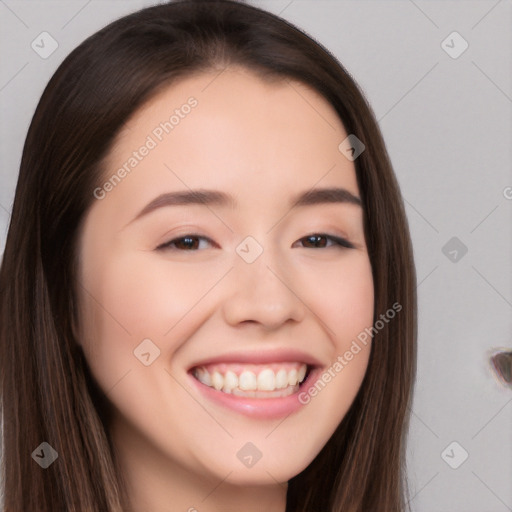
[156,233,355,251]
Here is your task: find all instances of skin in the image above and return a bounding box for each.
[76,66,374,512]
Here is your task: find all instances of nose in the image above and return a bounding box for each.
[221,244,306,331]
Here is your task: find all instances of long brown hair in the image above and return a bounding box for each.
[0,1,417,510]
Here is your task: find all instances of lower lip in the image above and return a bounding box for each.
[188,367,321,419]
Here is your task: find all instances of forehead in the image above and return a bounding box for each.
[98,66,360,218]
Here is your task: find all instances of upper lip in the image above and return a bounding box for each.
[188,348,323,370]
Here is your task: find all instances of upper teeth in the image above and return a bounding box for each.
[193,363,308,393]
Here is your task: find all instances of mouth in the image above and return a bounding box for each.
[186,349,323,418]
[190,361,313,398]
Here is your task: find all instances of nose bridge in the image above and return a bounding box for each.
[221,234,306,329]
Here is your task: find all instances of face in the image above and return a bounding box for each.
[76,66,374,494]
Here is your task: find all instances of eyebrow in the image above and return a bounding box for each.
[128,186,362,225]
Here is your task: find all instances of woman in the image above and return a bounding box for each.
[0,1,417,510]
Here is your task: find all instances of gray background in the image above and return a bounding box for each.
[1,1,511,510]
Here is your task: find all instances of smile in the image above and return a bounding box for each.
[192,362,309,397]
[187,350,323,418]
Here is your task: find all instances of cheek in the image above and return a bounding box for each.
[77,250,227,375]
[297,253,374,336]
[83,251,200,333]
[289,254,374,455]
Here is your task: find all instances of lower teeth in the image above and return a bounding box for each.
[229,385,299,398]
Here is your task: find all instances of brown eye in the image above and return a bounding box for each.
[298,233,354,249]
[157,234,214,251]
